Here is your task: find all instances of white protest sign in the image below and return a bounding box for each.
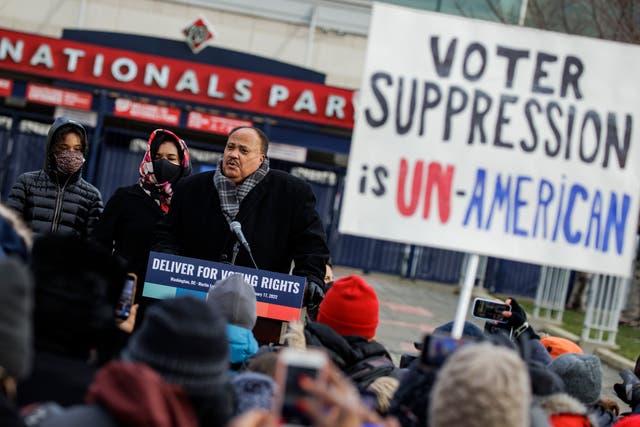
[340,3,640,278]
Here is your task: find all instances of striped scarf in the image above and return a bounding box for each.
[213,158,270,223]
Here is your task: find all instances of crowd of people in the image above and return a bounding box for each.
[1,117,640,427]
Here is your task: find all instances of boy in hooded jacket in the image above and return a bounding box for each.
[7,116,102,238]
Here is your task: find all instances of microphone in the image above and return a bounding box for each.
[229,221,258,269]
[230,221,250,251]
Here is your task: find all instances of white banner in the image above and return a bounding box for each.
[340,3,640,278]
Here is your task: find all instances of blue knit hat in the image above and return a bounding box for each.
[121,296,229,397]
[434,321,485,339]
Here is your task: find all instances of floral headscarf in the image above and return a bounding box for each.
[138,129,191,213]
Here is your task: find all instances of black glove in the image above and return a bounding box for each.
[304,280,326,321]
[504,298,527,328]
[614,369,640,410]
[485,297,538,340]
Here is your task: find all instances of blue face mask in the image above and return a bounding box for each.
[152,158,182,184]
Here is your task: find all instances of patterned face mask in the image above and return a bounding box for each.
[54,150,84,175]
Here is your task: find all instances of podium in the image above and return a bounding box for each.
[254,317,289,345]
[142,252,306,344]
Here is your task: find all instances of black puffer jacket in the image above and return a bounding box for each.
[7,117,102,238]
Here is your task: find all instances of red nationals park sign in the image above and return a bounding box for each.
[0,78,12,97]
[187,111,252,135]
[0,28,355,128]
[26,83,92,110]
[114,98,181,126]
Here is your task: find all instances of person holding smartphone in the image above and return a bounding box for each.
[92,129,191,306]
[482,297,539,341]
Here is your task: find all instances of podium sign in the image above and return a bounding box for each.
[143,251,306,322]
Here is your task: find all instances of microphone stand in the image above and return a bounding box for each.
[231,241,240,265]
[229,221,259,269]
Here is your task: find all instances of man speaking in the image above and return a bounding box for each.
[154,126,330,327]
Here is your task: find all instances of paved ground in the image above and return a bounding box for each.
[333,265,628,408]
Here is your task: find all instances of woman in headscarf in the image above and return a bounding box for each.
[92,129,191,301]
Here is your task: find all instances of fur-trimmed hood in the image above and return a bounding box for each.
[539,393,598,426]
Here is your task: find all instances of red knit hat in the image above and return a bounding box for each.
[317,275,379,339]
[541,336,584,360]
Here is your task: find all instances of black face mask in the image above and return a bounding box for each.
[153,159,182,184]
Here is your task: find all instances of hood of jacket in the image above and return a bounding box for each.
[226,324,258,365]
[86,361,199,427]
[539,393,598,426]
[304,321,357,368]
[44,116,88,177]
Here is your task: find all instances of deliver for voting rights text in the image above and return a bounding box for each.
[151,257,302,294]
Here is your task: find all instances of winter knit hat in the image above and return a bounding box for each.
[429,342,531,427]
[541,336,584,360]
[207,275,257,330]
[413,321,484,351]
[317,275,379,339]
[231,371,275,415]
[0,259,33,379]
[549,353,602,406]
[433,320,485,339]
[121,296,229,397]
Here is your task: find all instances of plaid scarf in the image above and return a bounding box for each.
[213,158,270,223]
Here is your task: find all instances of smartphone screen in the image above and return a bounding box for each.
[472,298,510,323]
[115,274,136,320]
[282,364,319,426]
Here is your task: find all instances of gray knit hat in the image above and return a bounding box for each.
[549,352,602,406]
[207,275,257,330]
[121,296,229,397]
[429,342,531,427]
[0,258,33,379]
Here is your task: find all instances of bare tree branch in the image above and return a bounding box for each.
[528,0,549,30]
[473,0,639,45]
[486,0,508,24]
[589,0,606,38]
[561,0,573,34]
[453,1,471,18]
